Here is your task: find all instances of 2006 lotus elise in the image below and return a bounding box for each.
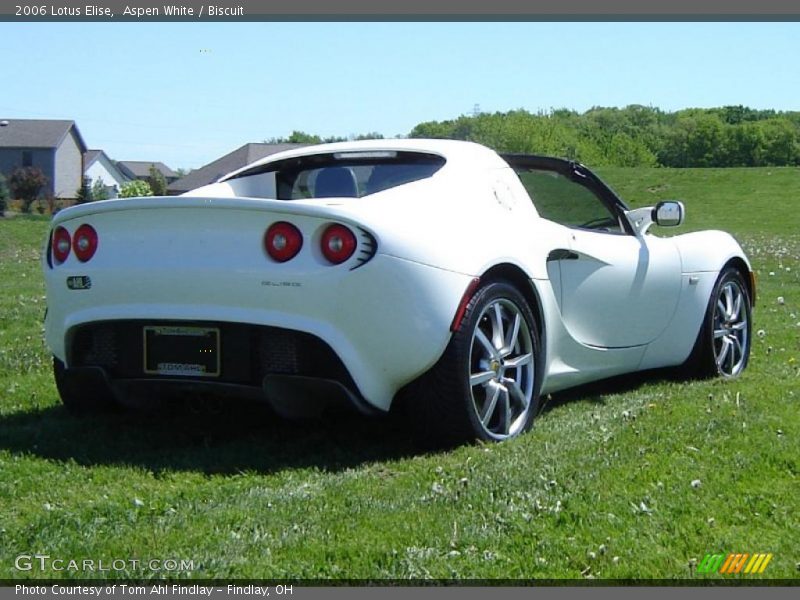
[43,139,754,442]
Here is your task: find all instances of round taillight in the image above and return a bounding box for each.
[52,226,71,264]
[72,224,98,262]
[321,224,357,265]
[265,222,303,262]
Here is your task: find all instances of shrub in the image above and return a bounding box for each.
[147,165,168,196]
[119,180,153,198]
[42,194,58,215]
[9,166,48,213]
[0,174,8,216]
[91,177,109,201]
[75,176,93,204]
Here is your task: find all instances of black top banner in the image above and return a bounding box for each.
[2,0,800,20]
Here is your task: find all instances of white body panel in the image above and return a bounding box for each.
[557,231,682,348]
[44,201,472,410]
[43,139,752,412]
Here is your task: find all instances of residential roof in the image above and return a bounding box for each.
[83,149,104,168]
[167,143,307,194]
[0,118,87,151]
[84,149,130,183]
[117,160,177,180]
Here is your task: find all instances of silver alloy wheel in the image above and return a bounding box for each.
[712,279,749,376]
[468,298,535,440]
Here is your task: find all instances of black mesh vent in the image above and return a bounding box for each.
[68,320,357,392]
[72,325,118,369]
[258,328,300,374]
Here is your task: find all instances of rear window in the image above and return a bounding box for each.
[227,151,445,199]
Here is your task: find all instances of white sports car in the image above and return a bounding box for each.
[43,139,754,443]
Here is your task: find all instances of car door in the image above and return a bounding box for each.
[515,164,682,349]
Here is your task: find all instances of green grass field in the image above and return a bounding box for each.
[0,167,798,581]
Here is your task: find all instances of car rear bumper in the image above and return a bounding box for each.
[44,254,474,411]
[61,321,375,415]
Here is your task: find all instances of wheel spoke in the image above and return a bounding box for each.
[731,321,746,331]
[716,337,731,368]
[491,303,504,349]
[504,378,530,412]
[470,370,496,387]
[731,335,744,365]
[505,352,533,369]
[724,285,734,319]
[499,386,511,435]
[717,299,727,318]
[480,381,501,426]
[714,328,727,339]
[502,313,521,357]
[475,329,501,361]
[732,292,743,321]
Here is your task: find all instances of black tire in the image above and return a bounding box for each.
[686,267,752,378]
[406,280,542,445]
[53,357,118,416]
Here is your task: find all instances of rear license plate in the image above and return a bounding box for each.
[143,326,220,377]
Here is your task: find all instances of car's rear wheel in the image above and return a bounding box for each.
[53,357,118,415]
[689,267,752,378]
[407,280,542,445]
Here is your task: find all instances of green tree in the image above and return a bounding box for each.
[9,166,48,213]
[761,119,799,165]
[604,133,658,167]
[75,176,93,204]
[353,132,385,140]
[407,105,800,168]
[146,165,168,196]
[265,131,322,144]
[409,119,460,139]
[119,180,153,198]
[722,123,765,167]
[91,177,110,201]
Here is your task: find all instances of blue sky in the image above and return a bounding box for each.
[1,22,798,169]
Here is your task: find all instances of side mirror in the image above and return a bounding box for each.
[652,201,685,227]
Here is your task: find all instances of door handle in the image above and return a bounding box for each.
[547,249,579,261]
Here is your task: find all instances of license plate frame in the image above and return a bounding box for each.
[143,325,221,378]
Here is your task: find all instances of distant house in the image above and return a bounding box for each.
[0,118,87,198]
[84,150,129,198]
[117,161,178,184]
[167,143,307,195]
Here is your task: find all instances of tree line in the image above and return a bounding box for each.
[4,104,794,215]
[408,105,800,168]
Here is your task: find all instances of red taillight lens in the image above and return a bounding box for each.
[321,224,357,265]
[52,226,71,264]
[265,222,303,262]
[72,224,98,262]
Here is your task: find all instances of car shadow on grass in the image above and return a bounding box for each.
[0,368,686,475]
[0,398,420,475]
[540,367,684,414]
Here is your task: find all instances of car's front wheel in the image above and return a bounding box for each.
[408,280,542,445]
